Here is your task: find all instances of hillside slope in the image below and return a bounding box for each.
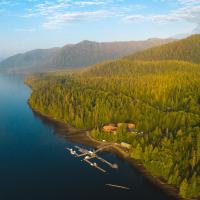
[27,35,200,199]
[125,34,200,63]
[28,59,200,199]
[0,38,174,73]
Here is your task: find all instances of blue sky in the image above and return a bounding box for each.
[0,0,200,57]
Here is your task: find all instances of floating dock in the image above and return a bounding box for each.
[83,158,106,173]
[105,184,130,190]
[65,145,118,173]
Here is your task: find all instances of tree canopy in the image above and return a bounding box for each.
[27,35,200,199]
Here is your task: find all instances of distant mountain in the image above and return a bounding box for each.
[125,34,200,64]
[0,48,59,73]
[0,38,175,73]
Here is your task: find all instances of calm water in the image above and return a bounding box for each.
[0,74,176,200]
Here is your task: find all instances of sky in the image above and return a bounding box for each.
[0,0,200,58]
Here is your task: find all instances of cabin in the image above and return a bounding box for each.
[103,125,117,134]
[102,122,136,134]
[117,123,136,131]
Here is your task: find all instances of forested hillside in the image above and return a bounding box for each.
[0,38,174,73]
[126,34,200,64]
[27,35,200,199]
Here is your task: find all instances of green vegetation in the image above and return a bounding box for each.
[27,35,200,199]
[126,34,200,64]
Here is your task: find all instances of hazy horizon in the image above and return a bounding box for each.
[0,35,182,59]
[0,0,200,58]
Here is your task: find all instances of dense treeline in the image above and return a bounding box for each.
[28,60,200,199]
[27,35,200,199]
[125,34,200,64]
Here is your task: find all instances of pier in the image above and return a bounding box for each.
[65,144,118,173]
[83,158,106,173]
[96,155,118,169]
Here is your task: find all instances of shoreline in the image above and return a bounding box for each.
[29,105,189,200]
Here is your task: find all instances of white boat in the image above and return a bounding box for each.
[70,149,76,155]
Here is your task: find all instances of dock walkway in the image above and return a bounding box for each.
[65,144,118,172]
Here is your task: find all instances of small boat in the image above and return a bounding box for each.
[70,149,76,155]
[84,156,90,160]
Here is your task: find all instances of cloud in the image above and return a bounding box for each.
[19,0,200,32]
[124,14,145,22]
[160,0,199,6]
[124,0,200,33]
[177,0,200,5]
[24,1,71,17]
[22,0,122,28]
[74,1,106,6]
[43,10,109,29]
[24,0,109,17]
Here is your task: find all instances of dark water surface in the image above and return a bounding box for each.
[0,74,176,200]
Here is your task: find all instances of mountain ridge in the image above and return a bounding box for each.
[125,34,200,63]
[0,38,175,73]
